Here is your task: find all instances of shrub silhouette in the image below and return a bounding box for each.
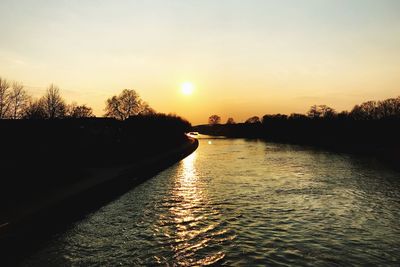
[208,115,221,125]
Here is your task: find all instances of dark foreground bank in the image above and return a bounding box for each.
[0,115,198,265]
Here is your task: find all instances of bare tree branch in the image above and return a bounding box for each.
[104,89,155,120]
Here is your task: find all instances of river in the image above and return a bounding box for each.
[23,136,400,266]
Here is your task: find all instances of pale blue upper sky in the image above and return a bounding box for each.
[1,0,399,124]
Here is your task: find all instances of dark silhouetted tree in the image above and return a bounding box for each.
[377,97,400,118]
[208,115,221,125]
[10,82,29,119]
[337,111,349,119]
[307,105,336,119]
[350,105,363,120]
[321,105,336,118]
[289,113,307,120]
[104,89,154,120]
[226,117,235,124]
[41,84,67,119]
[307,105,321,118]
[350,98,400,120]
[22,99,47,119]
[68,103,95,118]
[0,77,11,119]
[245,116,260,123]
[350,101,379,120]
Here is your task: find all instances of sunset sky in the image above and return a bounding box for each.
[0,0,399,124]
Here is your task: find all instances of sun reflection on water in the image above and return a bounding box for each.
[166,152,225,265]
[181,151,198,186]
[172,151,203,237]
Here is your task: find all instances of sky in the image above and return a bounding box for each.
[0,0,399,125]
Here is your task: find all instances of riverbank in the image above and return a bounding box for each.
[0,136,198,265]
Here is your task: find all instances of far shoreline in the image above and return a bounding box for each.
[193,123,400,171]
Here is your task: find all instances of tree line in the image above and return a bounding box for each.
[0,76,157,120]
[0,75,192,169]
[207,96,400,125]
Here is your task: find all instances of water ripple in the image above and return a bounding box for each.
[23,137,400,266]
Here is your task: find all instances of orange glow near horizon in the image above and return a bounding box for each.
[1,1,400,125]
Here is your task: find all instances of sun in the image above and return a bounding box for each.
[181,82,195,95]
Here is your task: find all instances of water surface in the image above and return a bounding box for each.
[23,136,400,266]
